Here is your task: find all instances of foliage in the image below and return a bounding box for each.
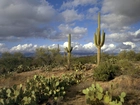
[33,47,64,68]
[72,62,92,71]
[117,50,136,61]
[82,83,126,105]
[0,52,33,75]
[117,59,140,77]
[93,61,119,81]
[135,52,140,61]
[72,55,96,64]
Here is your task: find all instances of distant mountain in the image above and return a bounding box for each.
[0,52,118,58]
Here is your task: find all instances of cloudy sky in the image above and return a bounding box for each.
[0,0,140,54]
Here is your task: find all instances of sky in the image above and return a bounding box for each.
[0,0,140,54]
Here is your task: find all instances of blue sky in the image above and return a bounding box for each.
[0,0,140,54]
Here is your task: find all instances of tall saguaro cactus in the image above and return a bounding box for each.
[94,13,105,65]
[65,34,73,70]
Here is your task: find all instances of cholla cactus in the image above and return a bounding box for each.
[94,13,105,65]
[65,34,73,70]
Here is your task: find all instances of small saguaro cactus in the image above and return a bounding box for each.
[57,44,60,53]
[65,34,73,70]
[94,13,105,65]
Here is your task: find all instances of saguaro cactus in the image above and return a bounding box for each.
[57,44,60,53]
[94,13,105,65]
[65,34,73,70]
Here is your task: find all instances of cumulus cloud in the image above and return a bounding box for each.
[61,9,83,22]
[101,0,140,32]
[61,0,97,9]
[0,0,61,39]
[0,43,8,53]
[101,43,117,53]
[123,42,136,49]
[10,44,38,53]
[106,29,140,43]
[49,24,87,40]
[63,42,96,54]
[6,42,95,54]
[118,43,131,51]
[86,7,99,19]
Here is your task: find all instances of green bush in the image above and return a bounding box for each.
[72,55,96,65]
[117,59,140,77]
[93,62,120,81]
[117,50,136,61]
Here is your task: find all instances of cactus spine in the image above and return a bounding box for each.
[94,13,105,65]
[65,34,73,70]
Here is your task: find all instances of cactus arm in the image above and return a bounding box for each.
[100,31,105,47]
[97,28,101,45]
[94,33,98,47]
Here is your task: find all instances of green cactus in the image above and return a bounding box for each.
[0,72,83,105]
[82,83,104,105]
[94,13,105,65]
[83,83,126,105]
[65,34,73,70]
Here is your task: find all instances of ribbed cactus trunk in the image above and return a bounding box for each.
[65,34,73,70]
[97,47,101,65]
[94,13,105,65]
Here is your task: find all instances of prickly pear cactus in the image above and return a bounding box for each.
[82,83,126,105]
[82,83,104,105]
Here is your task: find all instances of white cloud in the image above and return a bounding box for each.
[0,0,60,39]
[123,42,136,49]
[63,42,96,54]
[61,0,97,9]
[106,29,140,43]
[59,24,87,35]
[86,7,99,19]
[52,24,88,40]
[0,40,140,54]
[10,44,38,53]
[0,43,8,53]
[101,0,140,32]
[101,43,117,53]
[61,9,83,22]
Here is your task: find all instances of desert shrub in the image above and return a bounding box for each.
[100,52,110,62]
[117,59,133,71]
[0,52,34,75]
[117,59,140,77]
[126,50,136,61]
[135,52,140,61]
[33,47,65,68]
[93,62,120,81]
[117,50,136,61]
[72,62,92,71]
[72,55,96,65]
